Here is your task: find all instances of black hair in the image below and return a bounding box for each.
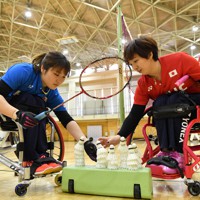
[124,36,158,63]
[32,51,70,75]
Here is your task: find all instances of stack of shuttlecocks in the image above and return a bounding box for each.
[74,136,143,170]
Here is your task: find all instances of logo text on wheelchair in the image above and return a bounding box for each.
[9,164,21,173]
[193,161,200,172]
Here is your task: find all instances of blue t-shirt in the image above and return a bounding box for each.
[2,63,66,112]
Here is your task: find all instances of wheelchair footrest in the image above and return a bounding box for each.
[146,164,182,179]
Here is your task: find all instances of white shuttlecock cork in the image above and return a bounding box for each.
[127,144,141,170]
[96,140,108,169]
[118,136,128,169]
[132,143,143,168]
[74,136,85,166]
[107,144,118,170]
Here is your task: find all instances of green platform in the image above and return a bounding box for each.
[62,166,153,199]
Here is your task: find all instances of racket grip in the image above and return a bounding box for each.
[175,75,189,86]
[34,111,49,121]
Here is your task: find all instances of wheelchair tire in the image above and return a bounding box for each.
[188,181,200,196]
[46,115,65,161]
[55,174,62,186]
[9,115,65,162]
[15,184,28,196]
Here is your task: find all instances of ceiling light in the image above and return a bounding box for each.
[56,36,79,45]
[121,38,127,44]
[76,63,81,67]
[190,45,196,50]
[25,10,32,18]
[62,49,69,55]
[192,26,198,32]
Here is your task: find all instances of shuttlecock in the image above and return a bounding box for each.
[118,137,128,169]
[127,144,142,170]
[96,140,108,169]
[107,145,118,170]
[74,136,85,166]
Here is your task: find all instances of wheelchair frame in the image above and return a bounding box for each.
[0,115,65,196]
[126,106,200,196]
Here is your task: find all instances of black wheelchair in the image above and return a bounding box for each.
[0,114,65,196]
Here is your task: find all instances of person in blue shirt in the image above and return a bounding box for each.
[0,51,96,175]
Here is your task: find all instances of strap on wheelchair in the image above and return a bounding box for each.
[151,91,197,119]
[151,103,195,119]
[147,156,184,178]
[0,119,17,130]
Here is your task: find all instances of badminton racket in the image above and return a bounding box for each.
[35,56,132,120]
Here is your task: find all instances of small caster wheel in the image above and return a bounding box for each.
[62,161,67,167]
[15,184,28,196]
[188,181,200,196]
[55,174,62,186]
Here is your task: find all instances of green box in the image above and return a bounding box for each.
[62,166,153,199]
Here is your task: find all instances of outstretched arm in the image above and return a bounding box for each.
[98,104,145,148]
[66,120,87,141]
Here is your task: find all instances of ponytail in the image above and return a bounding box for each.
[32,53,46,71]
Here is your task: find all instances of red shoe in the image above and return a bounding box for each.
[48,162,62,173]
[34,164,54,175]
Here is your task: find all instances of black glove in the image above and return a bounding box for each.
[16,111,39,128]
[84,138,97,162]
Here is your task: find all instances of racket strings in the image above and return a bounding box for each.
[80,57,132,99]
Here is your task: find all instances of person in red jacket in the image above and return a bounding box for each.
[99,36,200,174]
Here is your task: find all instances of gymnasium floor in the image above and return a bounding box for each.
[0,140,199,200]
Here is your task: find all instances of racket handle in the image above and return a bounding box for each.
[34,111,50,121]
[175,75,189,86]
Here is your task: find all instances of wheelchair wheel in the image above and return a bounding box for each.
[55,174,62,186]
[9,115,65,162]
[46,115,65,161]
[188,181,200,196]
[15,183,28,196]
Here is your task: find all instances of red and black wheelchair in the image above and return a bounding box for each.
[126,104,200,196]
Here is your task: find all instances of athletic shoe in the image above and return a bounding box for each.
[156,151,170,157]
[161,151,184,174]
[34,163,54,175]
[35,155,62,174]
[161,165,178,174]
[150,151,184,175]
[169,151,184,164]
[48,162,62,173]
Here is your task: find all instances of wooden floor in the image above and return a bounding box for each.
[0,140,200,200]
